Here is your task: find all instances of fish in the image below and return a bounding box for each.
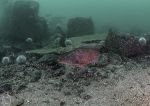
[59,47,100,68]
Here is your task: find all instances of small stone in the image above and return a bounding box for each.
[16,82,27,93]
[10,96,24,106]
[31,70,42,82]
[0,83,12,94]
[81,94,92,100]
[60,101,66,106]
[63,91,71,96]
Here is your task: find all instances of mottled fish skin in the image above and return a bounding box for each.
[59,48,100,68]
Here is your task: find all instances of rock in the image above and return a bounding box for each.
[44,68,65,78]
[37,54,58,63]
[0,92,23,106]
[37,54,62,70]
[96,71,109,79]
[0,83,12,94]
[97,53,109,66]
[10,96,24,106]
[105,29,148,57]
[63,91,71,96]
[30,70,42,82]
[0,45,22,60]
[65,39,72,46]
[67,17,94,37]
[16,82,27,93]
[108,53,122,65]
[60,101,66,106]
[80,94,92,100]
[51,69,65,77]
[1,0,50,52]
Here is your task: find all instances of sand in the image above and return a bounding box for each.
[0,55,150,106]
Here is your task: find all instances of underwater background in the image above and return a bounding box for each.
[0,0,150,33]
[39,0,150,32]
[0,0,150,106]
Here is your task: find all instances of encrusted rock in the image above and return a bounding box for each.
[105,29,149,57]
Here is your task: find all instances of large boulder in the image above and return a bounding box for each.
[105,29,150,57]
[2,0,50,47]
[67,17,94,37]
